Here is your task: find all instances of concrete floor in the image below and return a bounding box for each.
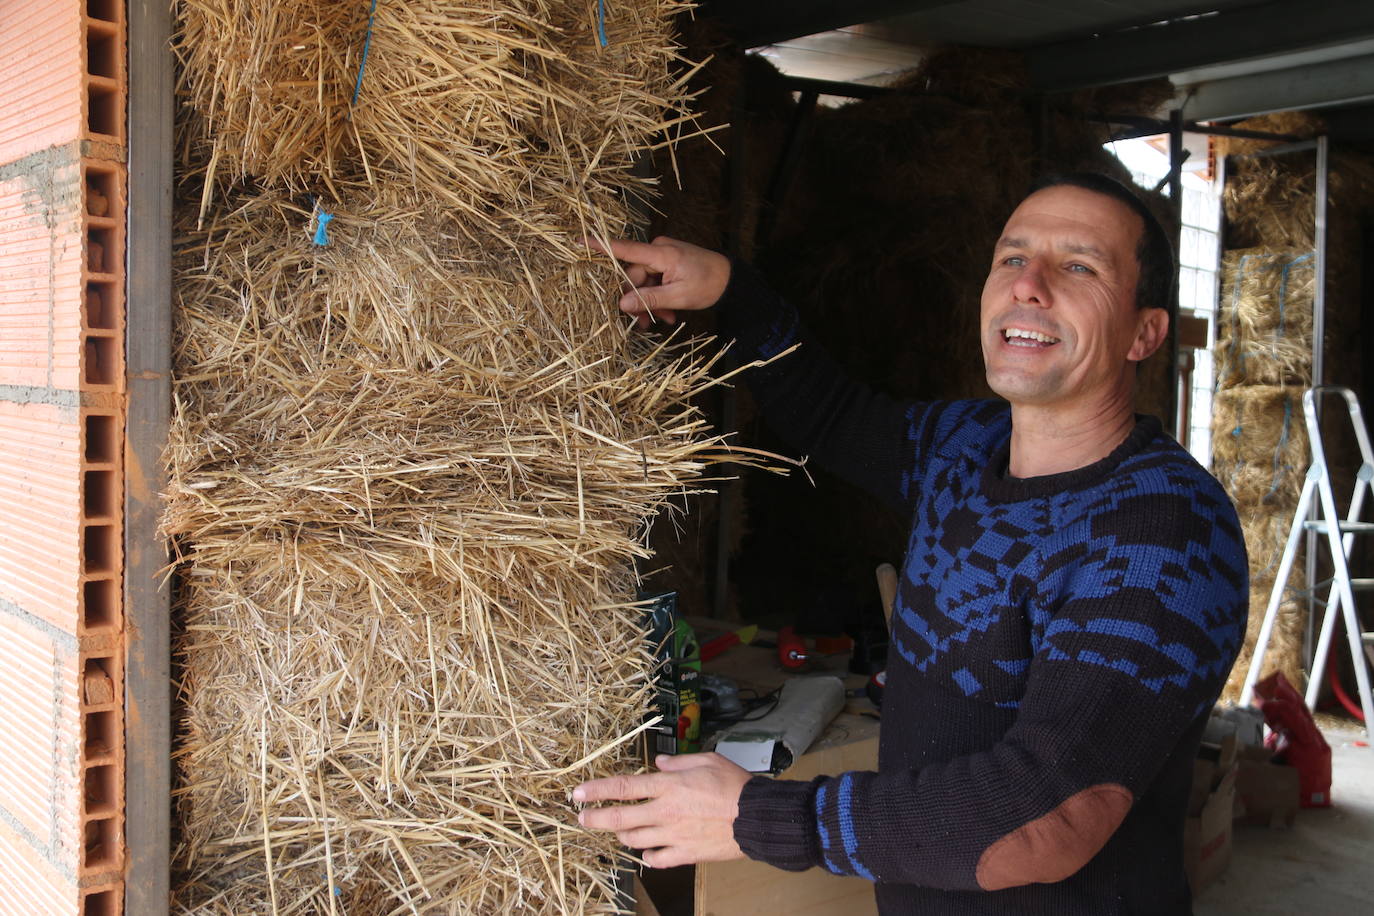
[1195,723,1374,916]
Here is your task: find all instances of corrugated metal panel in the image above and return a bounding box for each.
[0,0,82,167]
[0,165,84,391]
[0,401,81,634]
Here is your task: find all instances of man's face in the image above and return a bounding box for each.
[979,185,1166,411]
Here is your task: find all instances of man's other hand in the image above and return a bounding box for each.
[589,236,731,329]
[573,752,750,868]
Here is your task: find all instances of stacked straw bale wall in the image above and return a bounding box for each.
[1212,247,1315,697]
[165,1,739,912]
[1212,112,1374,700]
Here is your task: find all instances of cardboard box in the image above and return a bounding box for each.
[1184,734,1238,895]
[1235,745,1300,828]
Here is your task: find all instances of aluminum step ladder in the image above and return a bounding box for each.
[1240,386,1374,738]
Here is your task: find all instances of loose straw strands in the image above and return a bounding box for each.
[169,1,747,912]
[174,0,700,226]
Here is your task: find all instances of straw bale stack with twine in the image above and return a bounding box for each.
[166,2,765,912]
[1211,115,1323,700]
[1213,114,1374,701]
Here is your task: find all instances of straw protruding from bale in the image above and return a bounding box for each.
[168,2,759,912]
[175,0,701,227]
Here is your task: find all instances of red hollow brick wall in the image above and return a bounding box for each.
[0,1,127,914]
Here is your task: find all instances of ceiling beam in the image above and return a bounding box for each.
[698,0,949,49]
[1181,54,1374,121]
[1028,0,1374,91]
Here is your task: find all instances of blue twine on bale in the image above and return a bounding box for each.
[1264,397,1293,503]
[597,0,608,48]
[313,211,334,246]
[1275,251,1313,337]
[350,0,381,112]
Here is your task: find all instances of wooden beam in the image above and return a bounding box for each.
[124,0,174,913]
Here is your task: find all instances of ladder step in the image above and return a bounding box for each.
[1302,520,1374,535]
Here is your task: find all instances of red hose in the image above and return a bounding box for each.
[1327,643,1365,722]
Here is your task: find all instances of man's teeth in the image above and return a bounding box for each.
[1004,328,1059,344]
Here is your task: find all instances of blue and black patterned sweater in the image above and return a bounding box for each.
[716,263,1248,915]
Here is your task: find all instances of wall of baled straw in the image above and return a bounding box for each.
[1213,113,1374,700]
[645,43,1180,627]
[164,2,742,912]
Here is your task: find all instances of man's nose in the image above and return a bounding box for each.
[1010,259,1050,307]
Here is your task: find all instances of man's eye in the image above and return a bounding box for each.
[1068,263,1095,274]
[1003,256,1025,267]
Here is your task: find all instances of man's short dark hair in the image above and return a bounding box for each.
[1028,171,1175,318]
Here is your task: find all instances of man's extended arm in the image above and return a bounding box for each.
[600,236,933,511]
[734,488,1247,889]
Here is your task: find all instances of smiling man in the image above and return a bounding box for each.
[576,173,1248,914]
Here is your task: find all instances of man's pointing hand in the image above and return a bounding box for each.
[589,236,731,329]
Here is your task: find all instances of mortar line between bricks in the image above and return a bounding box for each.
[0,384,80,410]
[0,144,81,181]
[0,782,77,884]
[0,597,79,653]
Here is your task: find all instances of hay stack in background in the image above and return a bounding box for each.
[1211,381,1310,698]
[1210,385,1310,502]
[1212,253,1313,696]
[1214,249,1315,388]
[1212,112,1374,699]
[167,2,745,912]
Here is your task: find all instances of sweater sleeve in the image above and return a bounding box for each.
[732,480,1248,890]
[713,258,935,511]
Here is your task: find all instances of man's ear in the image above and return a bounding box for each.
[1127,307,1170,362]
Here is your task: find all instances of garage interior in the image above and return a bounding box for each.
[2,1,1374,914]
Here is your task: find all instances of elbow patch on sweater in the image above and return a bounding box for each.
[974,783,1132,891]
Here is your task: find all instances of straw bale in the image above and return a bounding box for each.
[1223,155,1315,251]
[167,184,766,911]
[1210,385,1309,508]
[1216,248,1314,339]
[1221,581,1308,703]
[1213,111,1324,159]
[1213,247,1314,387]
[1213,332,1312,389]
[1240,511,1301,583]
[168,3,769,912]
[175,0,698,226]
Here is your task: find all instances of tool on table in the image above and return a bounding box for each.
[777,625,809,669]
[700,624,759,662]
[713,676,846,774]
[698,673,745,721]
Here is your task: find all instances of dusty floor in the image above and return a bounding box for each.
[1195,722,1374,915]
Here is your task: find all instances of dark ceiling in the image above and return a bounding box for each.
[700,0,1374,136]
